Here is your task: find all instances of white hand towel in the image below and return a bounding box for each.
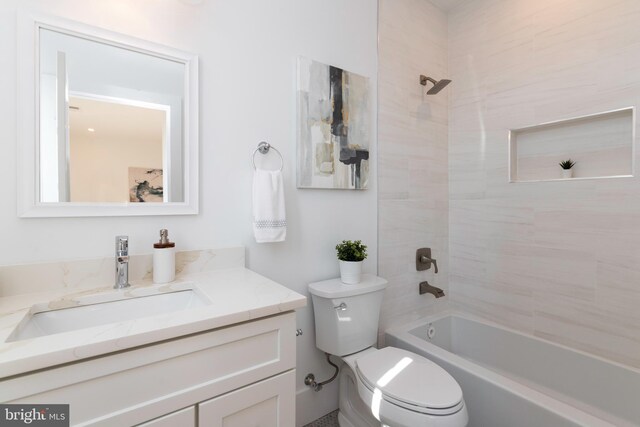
[253,169,286,243]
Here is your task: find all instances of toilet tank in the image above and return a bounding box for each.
[308,275,388,356]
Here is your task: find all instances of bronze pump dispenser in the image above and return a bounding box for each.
[154,229,175,250]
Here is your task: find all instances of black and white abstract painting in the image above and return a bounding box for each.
[128,167,163,203]
[297,57,370,189]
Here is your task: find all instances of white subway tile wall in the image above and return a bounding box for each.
[449,0,640,369]
[378,0,451,340]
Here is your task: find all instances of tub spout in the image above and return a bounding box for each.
[419,281,445,298]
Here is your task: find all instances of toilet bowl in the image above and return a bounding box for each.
[344,347,467,426]
[309,275,468,427]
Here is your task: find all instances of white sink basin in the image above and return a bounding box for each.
[8,289,210,342]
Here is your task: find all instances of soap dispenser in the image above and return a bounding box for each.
[153,229,176,284]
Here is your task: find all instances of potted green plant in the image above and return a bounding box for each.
[559,159,576,179]
[336,240,368,284]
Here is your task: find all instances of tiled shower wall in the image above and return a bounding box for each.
[448,0,640,368]
[377,0,449,337]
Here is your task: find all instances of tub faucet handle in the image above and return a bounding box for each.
[416,248,438,273]
[420,256,438,274]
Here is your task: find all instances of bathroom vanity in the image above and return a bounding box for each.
[0,248,306,426]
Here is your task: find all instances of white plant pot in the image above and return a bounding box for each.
[339,260,363,284]
[562,169,573,179]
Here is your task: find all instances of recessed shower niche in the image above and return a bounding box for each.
[509,108,634,182]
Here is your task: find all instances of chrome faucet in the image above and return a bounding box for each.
[115,236,131,289]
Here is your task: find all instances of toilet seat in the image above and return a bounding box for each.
[353,347,464,416]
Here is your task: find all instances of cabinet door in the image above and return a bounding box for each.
[5,312,296,427]
[198,370,295,427]
[137,406,195,427]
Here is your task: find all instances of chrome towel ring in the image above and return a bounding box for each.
[252,141,284,171]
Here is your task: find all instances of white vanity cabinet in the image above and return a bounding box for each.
[138,407,196,427]
[198,370,295,426]
[1,312,297,426]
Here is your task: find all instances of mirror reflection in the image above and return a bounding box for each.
[38,28,186,203]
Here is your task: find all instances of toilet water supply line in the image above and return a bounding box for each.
[304,353,340,391]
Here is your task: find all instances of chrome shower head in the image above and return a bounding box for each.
[420,75,452,95]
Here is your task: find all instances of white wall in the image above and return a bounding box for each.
[449,0,640,369]
[377,0,450,339]
[0,1,378,424]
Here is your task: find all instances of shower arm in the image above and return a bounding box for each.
[419,75,438,86]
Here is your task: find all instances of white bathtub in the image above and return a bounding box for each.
[385,313,640,427]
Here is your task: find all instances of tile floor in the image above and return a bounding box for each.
[303,409,339,427]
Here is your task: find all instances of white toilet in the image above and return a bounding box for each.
[309,274,468,427]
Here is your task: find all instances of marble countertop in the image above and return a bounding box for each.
[0,267,306,378]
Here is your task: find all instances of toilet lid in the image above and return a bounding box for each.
[356,347,463,412]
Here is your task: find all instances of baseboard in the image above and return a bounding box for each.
[296,382,339,427]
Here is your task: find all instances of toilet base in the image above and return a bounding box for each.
[338,363,384,427]
[337,412,356,427]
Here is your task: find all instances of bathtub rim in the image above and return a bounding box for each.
[386,310,640,376]
[385,311,635,427]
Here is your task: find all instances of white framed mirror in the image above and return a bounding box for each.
[17,13,199,217]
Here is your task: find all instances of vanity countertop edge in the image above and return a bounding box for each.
[0,267,306,379]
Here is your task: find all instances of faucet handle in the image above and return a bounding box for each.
[420,256,438,274]
[116,235,129,254]
[416,248,438,273]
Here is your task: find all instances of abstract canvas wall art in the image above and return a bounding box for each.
[128,167,163,202]
[297,57,371,189]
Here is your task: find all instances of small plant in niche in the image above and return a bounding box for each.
[336,240,367,284]
[336,240,368,262]
[559,159,576,170]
